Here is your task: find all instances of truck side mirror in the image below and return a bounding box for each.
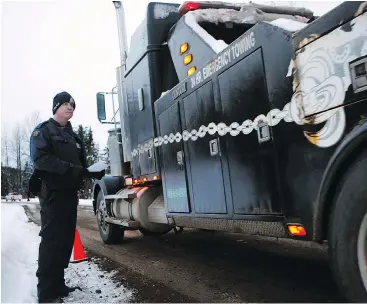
[96,93,106,121]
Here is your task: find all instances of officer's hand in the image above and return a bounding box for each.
[70,164,89,179]
[87,170,105,180]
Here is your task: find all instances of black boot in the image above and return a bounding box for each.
[58,284,82,297]
[38,295,63,303]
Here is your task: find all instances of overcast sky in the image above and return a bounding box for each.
[1,0,341,160]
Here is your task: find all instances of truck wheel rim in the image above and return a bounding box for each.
[97,198,108,234]
[358,212,367,291]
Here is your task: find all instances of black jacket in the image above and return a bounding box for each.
[30,118,87,191]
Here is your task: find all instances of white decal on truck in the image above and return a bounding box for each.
[288,10,367,147]
[190,31,255,88]
[231,32,255,59]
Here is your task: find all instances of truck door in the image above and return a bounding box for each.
[181,81,227,214]
[158,102,191,213]
[218,48,281,215]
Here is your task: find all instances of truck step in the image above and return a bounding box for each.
[104,216,140,228]
[104,194,132,200]
[104,188,143,200]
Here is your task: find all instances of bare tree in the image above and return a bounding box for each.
[1,126,12,195]
[22,111,43,196]
[22,111,43,164]
[11,123,24,190]
[1,127,10,167]
[2,113,42,194]
[24,110,42,146]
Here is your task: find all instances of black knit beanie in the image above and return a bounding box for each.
[52,91,76,114]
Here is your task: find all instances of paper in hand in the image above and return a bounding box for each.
[87,160,108,173]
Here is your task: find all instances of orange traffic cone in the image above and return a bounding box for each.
[70,229,89,263]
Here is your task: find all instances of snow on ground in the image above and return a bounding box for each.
[8,198,93,207]
[78,199,93,207]
[1,203,39,303]
[28,198,39,203]
[4,198,39,203]
[1,203,133,303]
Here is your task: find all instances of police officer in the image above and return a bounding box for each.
[30,91,104,303]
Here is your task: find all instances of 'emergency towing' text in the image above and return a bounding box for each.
[190,32,256,88]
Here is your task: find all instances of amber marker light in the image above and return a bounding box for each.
[287,224,306,236]
[187,66,196,76]
[183,54,192,65]
[180,43,189,54]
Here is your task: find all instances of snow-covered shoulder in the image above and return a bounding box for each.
[1,203,133,303]
[1,204,40,303]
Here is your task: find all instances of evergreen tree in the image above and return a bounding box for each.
[85,127,99,167]
[22,161,34,198]
[76,125,85,145]
[74,125,100,198]
[75,125,99,166]
[100,146,111,174]
[1,164,10,196]
[1,165,19,195]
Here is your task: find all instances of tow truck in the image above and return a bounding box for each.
[93,1,367,301]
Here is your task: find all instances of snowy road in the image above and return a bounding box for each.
[4,199,346,302]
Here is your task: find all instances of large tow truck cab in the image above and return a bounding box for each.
[93,1,367,301]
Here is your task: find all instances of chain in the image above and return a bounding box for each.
[131,102,294,157]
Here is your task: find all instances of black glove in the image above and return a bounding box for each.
[86,169,105,180]
[28,172,42,196]
[69,164,89,180]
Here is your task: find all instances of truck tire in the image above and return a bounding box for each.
[96,190,124,244]
[328,151,367,302]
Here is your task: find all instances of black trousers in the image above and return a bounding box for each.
[36,186,78,300]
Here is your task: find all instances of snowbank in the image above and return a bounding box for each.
[1,204,40,303]
[1,203,132,303]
